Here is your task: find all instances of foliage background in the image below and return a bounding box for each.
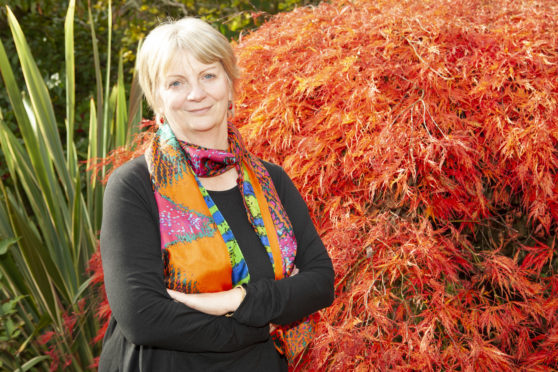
[1,0,558,370]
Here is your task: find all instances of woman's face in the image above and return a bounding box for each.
[158,50,231,146]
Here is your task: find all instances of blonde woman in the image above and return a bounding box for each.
[99,17,334,371]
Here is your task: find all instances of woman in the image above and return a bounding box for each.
[99,17,334,371]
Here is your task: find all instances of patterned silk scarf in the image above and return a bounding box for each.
[146,122,312,362]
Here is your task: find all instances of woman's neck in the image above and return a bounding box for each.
[199,168,238,191]
[175,126,229,151]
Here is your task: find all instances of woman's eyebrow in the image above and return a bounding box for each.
[199,66,219,73]
[165,66,218,78]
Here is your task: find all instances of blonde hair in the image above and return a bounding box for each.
[136,17,240,116]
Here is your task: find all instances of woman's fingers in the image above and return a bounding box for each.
[290,265,299,276]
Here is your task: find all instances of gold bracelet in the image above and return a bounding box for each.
[225,285,246,317]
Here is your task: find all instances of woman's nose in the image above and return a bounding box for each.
[187,83,206,101]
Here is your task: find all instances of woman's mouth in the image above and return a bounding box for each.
[188,106,211,114]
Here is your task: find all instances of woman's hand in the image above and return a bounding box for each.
[167,286,245,316]
[290,265,299,276]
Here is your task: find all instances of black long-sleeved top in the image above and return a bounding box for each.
[98,155,334,371]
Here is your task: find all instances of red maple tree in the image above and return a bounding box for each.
[232,0,558,370]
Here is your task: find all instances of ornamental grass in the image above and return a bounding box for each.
[91,0,558,370]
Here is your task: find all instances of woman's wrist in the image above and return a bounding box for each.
[235,285,246,304]
[226,285,246,316]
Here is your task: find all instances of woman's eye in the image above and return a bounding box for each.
[202,73,216,80]
[169,81,181,88]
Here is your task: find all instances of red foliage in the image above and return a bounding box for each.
[89,0,558,370]
[231,0,558,370]
[88,243,111,345]
[37,302,85,371]
[86,118,157,185]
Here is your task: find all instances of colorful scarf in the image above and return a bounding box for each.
[146,122,312,362]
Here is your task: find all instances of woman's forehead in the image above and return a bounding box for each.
[162,50,221,77]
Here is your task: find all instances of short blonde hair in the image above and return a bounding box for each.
[136,17,240,116]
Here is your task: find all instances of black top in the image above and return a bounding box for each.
[98,155,334,372]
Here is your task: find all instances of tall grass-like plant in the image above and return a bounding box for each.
[0,0,141,369]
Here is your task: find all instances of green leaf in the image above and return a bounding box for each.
[0,121,73,297]
[1,295,26,315]
[1,186,59,321]
[115,52,128,148]
[65,0,77,177]
[126,42,143,139]
[0,237,19,256]
[14,356,50,372]
[17,313,51,355]
[6,7,73,193]
[101,0,114,162]
[72,276,94,305]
